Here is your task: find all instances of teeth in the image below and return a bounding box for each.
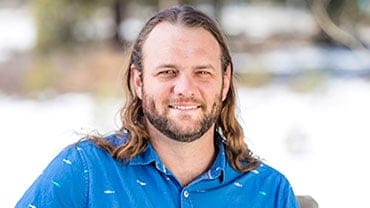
[172,105,198,110]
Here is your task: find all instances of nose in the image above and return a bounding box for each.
[173,73,196,97]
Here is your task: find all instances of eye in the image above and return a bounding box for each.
[157,69,177,78]
[196,70,212,78]
[160,70,176,75]
[162,70,176,74]
[197,71,210,75]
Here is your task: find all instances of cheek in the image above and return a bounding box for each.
[143,79,173,96]
[143,85,165,99]
[142,84,169,106]
[202,83,223,98]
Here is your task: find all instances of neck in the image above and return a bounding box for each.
[148,124,216,186]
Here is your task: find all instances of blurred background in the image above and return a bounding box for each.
[1,0,370,207]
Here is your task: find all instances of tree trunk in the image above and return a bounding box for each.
[112,0,127,49]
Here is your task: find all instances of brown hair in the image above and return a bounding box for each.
[92,5,259,172]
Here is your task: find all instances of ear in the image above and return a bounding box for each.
[131,64,143,99]
[221,64,231,101]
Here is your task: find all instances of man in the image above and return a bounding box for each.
[17,5,299,207]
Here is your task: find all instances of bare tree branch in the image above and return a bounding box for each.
[309,0,365,49]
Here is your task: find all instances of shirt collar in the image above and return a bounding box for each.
[128,133,227,182]
[128,141,161,165]
[199,134,226,182]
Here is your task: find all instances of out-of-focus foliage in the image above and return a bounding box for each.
[24,56,58,92]
[32,0,370,53]
[32,0,104,52]
[2,0,367,96]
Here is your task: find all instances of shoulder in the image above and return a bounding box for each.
[252,162,292,185]
[228,161,294,192]
[15,141,93,207]
[16,132,130,207]
[29,131,130,178]
[255,163,298,202]
[70,132,127,161]
[254,162,285,177]
[245,162,299,207]
[76,131,129,153]
[103,131,130,147]
[222,161,298,207]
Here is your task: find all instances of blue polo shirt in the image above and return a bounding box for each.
[16,133,299,207]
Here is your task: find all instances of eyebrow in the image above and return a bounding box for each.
[195,64,216,71]
[155,64,177,70]
[156,63,216,71]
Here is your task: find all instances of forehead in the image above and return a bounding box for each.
[142,22,221,61]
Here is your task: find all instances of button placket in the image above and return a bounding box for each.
[180,189,193,208]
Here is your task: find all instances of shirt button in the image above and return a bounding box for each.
[183,190,189,198]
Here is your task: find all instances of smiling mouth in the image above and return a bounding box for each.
[169,105,200,110]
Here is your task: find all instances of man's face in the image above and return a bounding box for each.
[132,22,231,142]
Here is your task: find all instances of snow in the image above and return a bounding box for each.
[238,79,370,208]
[0,8,36,62]
[1,79,370,207]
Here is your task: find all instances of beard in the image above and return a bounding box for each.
[142,94,222,143]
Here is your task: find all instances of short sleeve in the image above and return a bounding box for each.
[16,143,88,207]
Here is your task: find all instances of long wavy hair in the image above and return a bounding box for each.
[92,5,259,172]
